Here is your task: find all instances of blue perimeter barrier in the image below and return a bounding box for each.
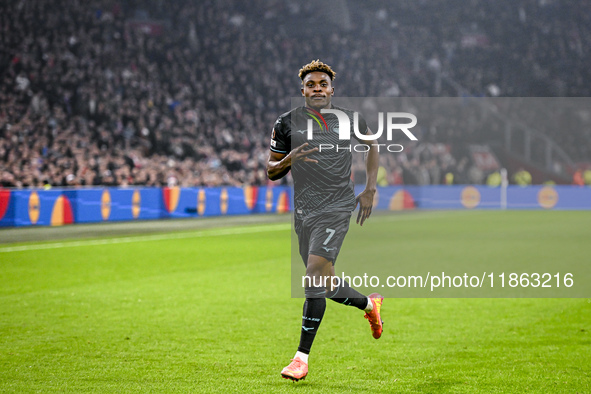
[0,185,589,227]
[355,185,591,211]
[0,186,291,227]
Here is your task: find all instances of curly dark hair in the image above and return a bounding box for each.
[298,59,336,81]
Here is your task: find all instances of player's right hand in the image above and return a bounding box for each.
[290,143,318,164]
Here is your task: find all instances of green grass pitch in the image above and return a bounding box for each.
[0,211,589,393]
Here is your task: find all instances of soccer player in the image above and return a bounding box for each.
[266,60,383,382]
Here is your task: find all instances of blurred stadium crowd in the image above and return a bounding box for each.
[1,0,590,188]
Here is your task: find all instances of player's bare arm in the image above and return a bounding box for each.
[266,143,319,181]
[355,129,379,226]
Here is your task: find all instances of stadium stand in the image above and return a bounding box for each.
[1,0,590,188]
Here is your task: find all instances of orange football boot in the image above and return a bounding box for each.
[281,357,308,382]
[364,292,384,339]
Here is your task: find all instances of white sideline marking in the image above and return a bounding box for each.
[0,224,291,253]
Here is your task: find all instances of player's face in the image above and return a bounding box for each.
[301,71,334,110]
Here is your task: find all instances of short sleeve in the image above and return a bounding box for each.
[352,112,369,142]
[269,116,289,154]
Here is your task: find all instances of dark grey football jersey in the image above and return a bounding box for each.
[270,105,369,220]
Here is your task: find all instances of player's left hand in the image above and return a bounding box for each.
[355,189,375,226]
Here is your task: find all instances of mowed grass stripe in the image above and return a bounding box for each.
[0,223,290,253]
[1,211,590,392]
[1,227,294,392]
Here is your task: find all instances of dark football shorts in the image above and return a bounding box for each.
[294,211,352,266]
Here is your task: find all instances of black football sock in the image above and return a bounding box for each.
[326,280,367,310]
[297,286,326,354]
